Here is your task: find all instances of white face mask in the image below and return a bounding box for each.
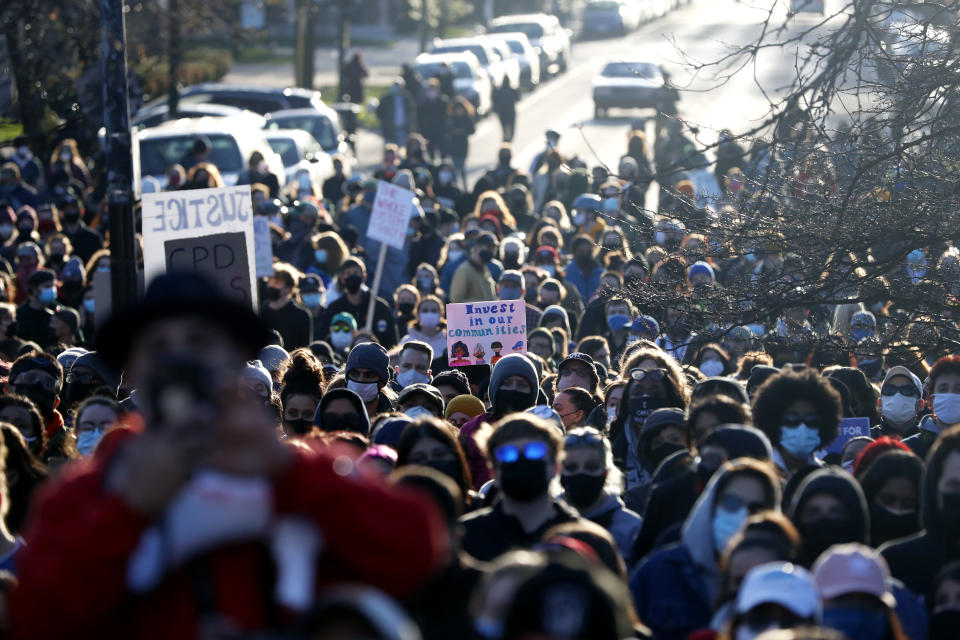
[76,430,104,457]
[396,369,429,388]
[330,331,352,350]
[933,392,960,425]
[348,379,379,403]
[404,405,434,420]
[699,359,724,377]
[419,311,440,330]
[882,393,918,424]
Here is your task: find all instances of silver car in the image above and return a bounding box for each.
[495,33,542,89]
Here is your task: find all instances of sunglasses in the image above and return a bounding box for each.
[881,383,919,397]
[67,371,100,385]
[782,413,823,428]
[564,432,604,448]
[14,371,60,392]
[629,368,667,381]
[495,441,549,464]
[331,325,352,333]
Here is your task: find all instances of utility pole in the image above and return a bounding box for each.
[100,0,139,309]
[337,0,351,100]
[419,0,430,53]
[295,0,316,89]
[168,0,181,116]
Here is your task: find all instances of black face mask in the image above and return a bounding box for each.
[648,442,685,471]
[870,503,919,546]
[499,459,549,502]
[67,382,103,408]
[343,274,363,294]
[263,286,283,301]
[493,389,532,417]
[630,396,668,429]
[5,321,17,338]
[799,517,860,563]
[15,382,57,417]
[696,463,718,487]
[398,302,415,316]
[284,418,313,435]
[478,249,494,264]
[930,609,960,640]
[63,210,81,225]
[426,458,461,483]
[562,472,606,510]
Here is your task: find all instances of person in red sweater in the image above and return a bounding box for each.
[11,272,448,639]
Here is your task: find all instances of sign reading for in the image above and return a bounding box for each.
[367,180,415,250]
[446,301,526,367]
[825,417,872,455]
[142,185,257,308]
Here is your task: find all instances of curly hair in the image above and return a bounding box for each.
[751,368,842,448]
[621,347,690,408]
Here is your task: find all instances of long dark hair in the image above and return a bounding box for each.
[0,421,47,534]
[396,417,472,502]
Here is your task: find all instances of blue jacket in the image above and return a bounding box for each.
[582,493,643,562]
[564,261,604,301]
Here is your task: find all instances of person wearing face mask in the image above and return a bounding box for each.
[326,312,357,355]
[449,232,498,303]
[297,274,326,339]
[609,348,690,490]
[460,354,541,491]
[319,257,398,349]
[313,387,371,436]
[73,396,120,458]
[279,351,325,438]
[0,303,25,361]
[725,562,822,640]
[560,428,642,560]
[552,388,597,431]
[10,136,43,189]
[928,562,960,640]
[400,295,446,358]
[857,449,923,547]
[392,342,434,391]
[904,355,960,459]
[236,151,280,198]
[8,352,67,452]
[396,418,474,505]
[554,352,601,396]
[0,163,39,211]
[460,414,581,562]
[884,425,960,597]
[396,383,444,420]
[497,270,542,331]
[752,369,842,479]
[788,468,872,567]
[342,342,395,417]
[15,269,58,349]
[813,544,909,640]
[871,366,923,440]
[601,297,634,363]
[565,235,604,301]
[393,284,420,334]
[260,265,312,350]
[412,264,443,300]
[631,460,782,640]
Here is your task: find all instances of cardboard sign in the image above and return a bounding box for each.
[446,301,527,367]
[825,417,872,455]
[253,216,274,277]
[142,185,257,308]
[367,181,415,250]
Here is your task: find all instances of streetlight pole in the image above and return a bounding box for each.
[100,0,139,309]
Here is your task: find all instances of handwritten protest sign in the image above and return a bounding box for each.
[446,301,527,367]
[142,185,257,308]
[367,181,415,250]
[825,417,872,455]
[253,216,273,277]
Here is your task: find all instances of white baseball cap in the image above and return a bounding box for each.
[736,562,821,620]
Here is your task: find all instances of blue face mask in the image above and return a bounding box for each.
[314,249,328,264]
[38,286,57,304]
[83,299,95,314]
[712,505,748,553]
[779,423,821,459]
[302,292,322,309]
[822,606,888,640]
[607,313,630,331]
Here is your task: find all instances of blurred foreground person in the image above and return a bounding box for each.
[11,273,446,639]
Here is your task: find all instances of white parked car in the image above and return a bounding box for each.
[482,36,523,90]
[494,32,542,89]
[592,59,667,119]
[136,115,284,189]
[413,52,493,116]
[431,37,507,88]
[487,13,571,76]
[582,0,642,36]
[263,129,335,189]
[262,107,352,162]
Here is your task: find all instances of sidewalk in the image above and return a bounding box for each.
[223,34,422,90]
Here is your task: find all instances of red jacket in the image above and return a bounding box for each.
[460,412,493,490]
[12,442,448,639]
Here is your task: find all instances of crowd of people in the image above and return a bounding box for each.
[0,88,959,640]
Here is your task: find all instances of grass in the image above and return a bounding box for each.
[0,120,23,143]
[235,45,293,64]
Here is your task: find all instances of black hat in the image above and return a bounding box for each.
[96,271,271,370]
[396,383,445,417]
[26,269,56,288]
[473,231,497,247]
[299,274,322,294]
[345,342,390,383]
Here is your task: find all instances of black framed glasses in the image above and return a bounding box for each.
[629,368,667,382]
[881,383,919,397]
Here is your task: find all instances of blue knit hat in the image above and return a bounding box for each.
[346,342,390,383]
[629,315,660,337]
[688,261,715,283]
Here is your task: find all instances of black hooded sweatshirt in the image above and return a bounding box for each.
[788,468,869,567]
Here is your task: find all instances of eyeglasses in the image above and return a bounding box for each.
[881,383,919,397]
[781,413,823,428]
[564,432,604,448]
[717,493,767,514]
[495,441,549,464]
[67,371,100,385]
[14,371,60,392]
[629,368,667,382]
